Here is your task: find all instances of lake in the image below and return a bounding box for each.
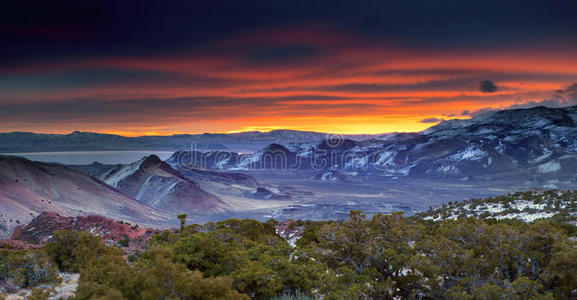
[1,150,175,165]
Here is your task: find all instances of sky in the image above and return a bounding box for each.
[1,0,577,135]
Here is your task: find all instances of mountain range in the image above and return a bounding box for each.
[4,105,577,237]
[177,106,577,184]
[0,130,376,153]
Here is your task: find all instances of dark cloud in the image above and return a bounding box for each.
[479,80,498,93]
[420,117,444,123]
[242,45,321,65]
[0,68,184,89]
[1,0,577,67]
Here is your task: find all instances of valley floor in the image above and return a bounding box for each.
[195,169,577,222]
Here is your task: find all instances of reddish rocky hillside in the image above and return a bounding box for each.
[10,212,153,244]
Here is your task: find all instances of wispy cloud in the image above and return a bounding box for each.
[420,117,444,123]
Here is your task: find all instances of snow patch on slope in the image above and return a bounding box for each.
[538,161,561,173]
[448,146,488,161]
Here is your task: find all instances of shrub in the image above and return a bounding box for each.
[0,250,60,288]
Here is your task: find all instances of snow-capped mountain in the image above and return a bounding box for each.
[75,155,228,213]
[178,105,577,181]
[167,143,300,171]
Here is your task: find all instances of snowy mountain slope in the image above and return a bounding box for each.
[0,155,169,238]
[312,169,347,182]
[74,155,229,213]
[183,105,577,181]
[417,189,577,223]
[167,143,302,171]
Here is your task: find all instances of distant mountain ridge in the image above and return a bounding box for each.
[0,130,378,153]
[181,105,577,185]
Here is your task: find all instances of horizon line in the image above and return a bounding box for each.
[0,128,404,138]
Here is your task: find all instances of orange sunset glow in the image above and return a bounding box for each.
[2,1,577,136]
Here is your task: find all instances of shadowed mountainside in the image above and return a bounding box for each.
[0,155,170,238]
[72,155,229,213]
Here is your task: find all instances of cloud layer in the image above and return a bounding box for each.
[1,1,577,134]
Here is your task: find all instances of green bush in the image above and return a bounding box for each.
[10,193,577,300]
[0,249,60,288]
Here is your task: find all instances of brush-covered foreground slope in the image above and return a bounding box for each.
[5,208,577,299]
[74,155,229,213]
[0,156,169,238]
[418,189,577,223]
